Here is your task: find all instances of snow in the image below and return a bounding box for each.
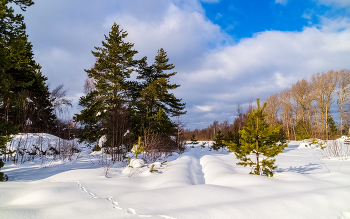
[129,159,145,168]
[1,137,350,218]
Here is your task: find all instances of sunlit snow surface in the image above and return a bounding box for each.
[1,139,350,219]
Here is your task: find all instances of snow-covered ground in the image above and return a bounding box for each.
[1,138,350,219]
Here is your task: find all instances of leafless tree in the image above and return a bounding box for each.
[265,94,280,127]
[50,84,73,118]
[84,77,96,94]
[337,69,350,135]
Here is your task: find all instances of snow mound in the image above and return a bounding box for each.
[98,135,107,148]
[6,133,85,153]
[130,159,145,168]
[298,142,310,148]
[152,162,162,168]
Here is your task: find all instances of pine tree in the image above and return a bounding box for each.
[228,99,287,177]
[212,130,226,151]
[327,116,338,138]
[190,134,198,147]
[295,120,311,140]
[133,49,186,137]
[74,23,137,160]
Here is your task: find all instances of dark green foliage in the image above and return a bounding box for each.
[190,134,198,147]
[131,49,186,138]
[152,108,175,136]
[295,120,311,140]
[212,130,226,151]
[327,116,338,138]
[74,23,136,156]
[1,0,55,179]
[93,144,101,152]
[229,99,287,177]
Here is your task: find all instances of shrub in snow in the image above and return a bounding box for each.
[314,140,350,160]
[93,144,101,151]
[200,142,208,149]
[130,159,145,168]
[149,164,158,173]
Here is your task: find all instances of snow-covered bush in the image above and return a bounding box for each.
[314,140,350,160]
[4,133,81,163]
[129,159,145,168]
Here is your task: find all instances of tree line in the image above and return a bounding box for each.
[186,69,350,142]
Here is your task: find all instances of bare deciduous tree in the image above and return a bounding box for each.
[337,69,350,135]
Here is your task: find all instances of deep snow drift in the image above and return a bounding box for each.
[1,136,350,219]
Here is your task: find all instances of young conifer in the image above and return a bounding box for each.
[227,99,287,177]
[212,130,226,151]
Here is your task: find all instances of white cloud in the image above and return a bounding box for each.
[103,2,227,71]
[200,0,220,3]
[317,0,350,8]
[275,0,288,5]
[196,105,212,112]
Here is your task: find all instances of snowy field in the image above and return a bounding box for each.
[1,137,350,219]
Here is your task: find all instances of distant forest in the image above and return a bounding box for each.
[184,69,350,141]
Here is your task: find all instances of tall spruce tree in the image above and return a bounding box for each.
[227,99,287,177]
[74,23,137,160]
[133,49,186,137]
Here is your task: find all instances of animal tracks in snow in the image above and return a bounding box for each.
[127,208,137,214]
[76,181,97,198]
[49,177,178,218]
[107,197,123,210]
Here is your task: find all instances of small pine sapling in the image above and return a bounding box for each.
[200,142,208,149]
[132,137,145,159]
[190,134,199,147]
[149,164,158,173]
[212,130,226,151]
[228,99,287,177]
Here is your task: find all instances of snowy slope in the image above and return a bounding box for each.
[1,140,350,219]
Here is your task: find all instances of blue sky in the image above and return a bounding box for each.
[16,0,350,129]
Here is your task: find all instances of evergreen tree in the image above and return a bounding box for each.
[190,134,198,147]
[212,130,226,151]
[327,116,338,138]
[75,23,137,160]
[132,49,186,137]
[228,99,287,177]
[295,120,311,140]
